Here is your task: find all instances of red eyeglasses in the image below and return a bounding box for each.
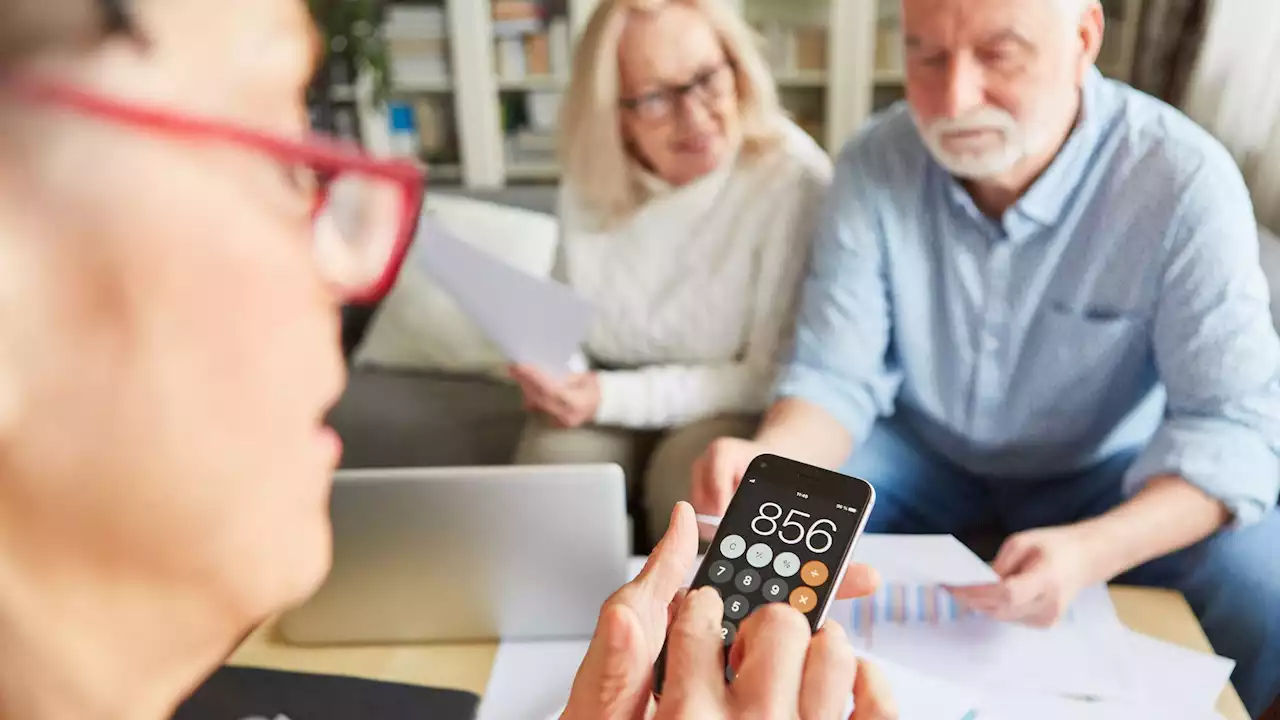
[6,76,427,305]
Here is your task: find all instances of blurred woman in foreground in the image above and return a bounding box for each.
[0,1,889,718]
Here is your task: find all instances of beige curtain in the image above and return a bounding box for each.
[1130,0,1208,106]
[1183,0,1280,232]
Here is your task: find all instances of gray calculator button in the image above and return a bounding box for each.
[734,568,761,594]
[720,534,746,559]
[746,543,773,568]
[761,577,788,602]
[709,560,735,584]
[721,621,737,647]
[726,664,736,682]
[724,594,750,620]
[773,552,800,578]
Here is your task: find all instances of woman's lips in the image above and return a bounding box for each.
[676,136,714,153]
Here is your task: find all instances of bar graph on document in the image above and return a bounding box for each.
[844,584,1077,637]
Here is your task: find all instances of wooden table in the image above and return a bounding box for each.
[232,586,1248,719]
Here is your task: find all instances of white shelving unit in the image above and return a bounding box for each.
[356,0,1145,189]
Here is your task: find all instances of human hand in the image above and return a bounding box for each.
[690,437,770,521]
[948,524,1097,628]
[509,364,600,429]
[561,502,890,720]
[656,592,896,720]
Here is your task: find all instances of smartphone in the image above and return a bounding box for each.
[653,453,875,694]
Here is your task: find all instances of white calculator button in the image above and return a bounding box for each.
[746,543,773,568]
[720,534,746,559]
[773,552,800,578]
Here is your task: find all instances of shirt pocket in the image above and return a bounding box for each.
[1027,303,1150,413]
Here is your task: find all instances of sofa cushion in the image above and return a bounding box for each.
[352,194,560,376]
[330,369,525,469]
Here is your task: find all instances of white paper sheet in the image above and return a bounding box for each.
[829,574,1136,702]
[1122,629,1236,715]
[477,639,589,720]
[857,650,982,720]
[850,534,1001,586]
[977,692,1225,720]
[415,219,592,377]
[477,632,980,720]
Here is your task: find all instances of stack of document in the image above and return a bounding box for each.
[476,537,1236,720]
[836,535,1236,718]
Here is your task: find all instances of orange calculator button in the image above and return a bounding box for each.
[789,586,818,614]
[801,560,829,587]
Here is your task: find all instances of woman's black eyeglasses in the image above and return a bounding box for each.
[619,61,735,123]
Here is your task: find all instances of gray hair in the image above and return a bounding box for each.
[0,0,129,65]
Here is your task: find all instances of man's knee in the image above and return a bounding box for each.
[1177,513,1280,715]
[641,415,757,541]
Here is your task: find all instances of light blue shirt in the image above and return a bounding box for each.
[776,69,1280,525]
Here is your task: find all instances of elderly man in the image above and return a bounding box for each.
[693,0,1280,713]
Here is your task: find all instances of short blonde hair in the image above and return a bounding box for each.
[558,0,786,225]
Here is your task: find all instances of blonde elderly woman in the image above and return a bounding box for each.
[510,0,833,546]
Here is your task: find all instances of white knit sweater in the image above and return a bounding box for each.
[555,121,833,429]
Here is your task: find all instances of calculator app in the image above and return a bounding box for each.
[693,472,863,671]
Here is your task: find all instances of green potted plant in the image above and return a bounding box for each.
[307,0,391,104]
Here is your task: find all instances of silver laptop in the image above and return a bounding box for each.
[278,464,629,645]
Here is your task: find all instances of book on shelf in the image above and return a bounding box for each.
[385,95,456,162]
[490,1,572,83]
[752,21,829,76]
[492,0,543,37]
[385,5,446,37]
[386,5,450,88]
[495,36,527,80]
[793,27,827,72]
[525,91,561,132]
[548,17,571,80]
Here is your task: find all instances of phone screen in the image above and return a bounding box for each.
[653,454,875,693]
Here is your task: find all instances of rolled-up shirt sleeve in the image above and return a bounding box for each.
[1124,159,1280,526]
[772,140,902,446]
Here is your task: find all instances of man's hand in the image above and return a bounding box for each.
[509,364,600,429]
[690,437,770,518]
[949,524,1096,628]
[562,502,892,720]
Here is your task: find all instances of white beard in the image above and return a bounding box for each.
[916,106,1032,180]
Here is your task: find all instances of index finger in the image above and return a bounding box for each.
[634,502,698,600]
[836,563,880,600]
